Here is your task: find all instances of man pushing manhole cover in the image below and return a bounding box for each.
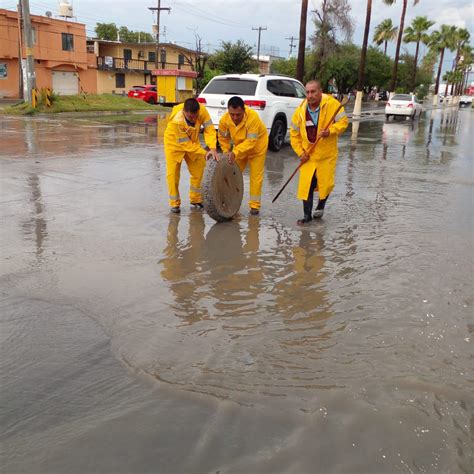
[203,96,268,222]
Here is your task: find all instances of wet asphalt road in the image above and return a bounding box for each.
[0,107,473,473]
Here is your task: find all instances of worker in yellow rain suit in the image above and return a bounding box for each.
[290,80,348,225]
[218,96,268,215]
[164,97,218,213]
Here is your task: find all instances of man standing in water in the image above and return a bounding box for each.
[218,96,268,216]
[290,80,348,224]
[164,98,218,214]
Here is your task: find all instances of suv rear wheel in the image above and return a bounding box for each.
[269,118,286,152]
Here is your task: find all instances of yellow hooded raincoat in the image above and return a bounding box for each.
[290,95,348,201]
[164,103,216,207]
[218,106,268,210]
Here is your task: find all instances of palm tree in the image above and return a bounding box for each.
[373,19,398,55]
[451,28,471,97]
[383,0,421,93]
[429,24,457,104]
[353,0,372,117]
[403,16,434,90]
[442,70,458,97]
[458,45,473,95]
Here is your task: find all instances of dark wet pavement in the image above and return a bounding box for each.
[1,108,473,473]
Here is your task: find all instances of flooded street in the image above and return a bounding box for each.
[1,108,473,473]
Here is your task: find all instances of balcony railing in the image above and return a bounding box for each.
[97,56,192,72]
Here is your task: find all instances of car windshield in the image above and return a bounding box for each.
[203,79,257,96]
[391,94,412,101]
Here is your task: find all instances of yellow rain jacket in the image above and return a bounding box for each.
[290,95,348,200]
[164,103,216,207]
[218,106,268,209]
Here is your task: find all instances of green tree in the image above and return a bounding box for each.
[451,28,471,95]
[457,44,473,95]
[270,57,297,77]
[365,46,393,91]
[373,19,398,55]
[95,23,118,40]
[310,0,354,77]
[95,23,153,43]
[210,40,257,74]
[383,0,421,92]
[428,24,457,96]
[322,43,360,94]
[403,16,434,89]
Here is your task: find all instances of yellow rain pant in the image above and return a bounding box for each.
[235,151,266,210]
[166,150,205,208]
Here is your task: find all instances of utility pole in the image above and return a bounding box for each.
[20,0,36,103]
[252,26,267,61]
[296,0,308,82]
[286,36,297,58]
[149,0,170,70]
[17,2,24,99]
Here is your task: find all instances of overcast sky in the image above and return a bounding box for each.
[3,0,473,69]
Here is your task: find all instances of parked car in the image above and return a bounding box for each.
[197,74,307,151]
[439,93,452,103]
[127,85,157,104]
[385,93,422,120]
[459,95,473,106]
[377,90,389,101]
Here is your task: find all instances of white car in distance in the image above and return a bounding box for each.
[197,74,307,151]
[385,93,422,120]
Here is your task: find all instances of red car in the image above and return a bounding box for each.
[127,85,157,104]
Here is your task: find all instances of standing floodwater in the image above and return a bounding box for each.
[0,109,472,473]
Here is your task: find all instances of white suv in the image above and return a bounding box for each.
[197,73,306,151]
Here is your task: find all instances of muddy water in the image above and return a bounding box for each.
[1,109,473,473]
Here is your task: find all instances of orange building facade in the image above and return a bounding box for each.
[0,8,96,99]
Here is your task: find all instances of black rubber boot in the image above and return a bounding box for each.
[313,197,327,219]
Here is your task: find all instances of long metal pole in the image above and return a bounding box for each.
[20,0,36,103]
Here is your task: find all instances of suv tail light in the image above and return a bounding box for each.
[408,103,413,108]
[244,100,266,110]
[197,97,207,104]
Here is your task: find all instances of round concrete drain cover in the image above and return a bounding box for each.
[203,159,244,222]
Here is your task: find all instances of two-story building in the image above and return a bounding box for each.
[0,8,96,98]
[91,39,198,102]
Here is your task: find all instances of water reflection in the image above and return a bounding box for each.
[156,213,340,399]
[1,114,165,158]
[20,174,48,260]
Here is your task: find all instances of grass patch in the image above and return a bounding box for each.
[0,94,164,115]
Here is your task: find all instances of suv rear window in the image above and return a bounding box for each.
[131,86,145,91]
[391,94,411,101]
[203,78,257,96]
